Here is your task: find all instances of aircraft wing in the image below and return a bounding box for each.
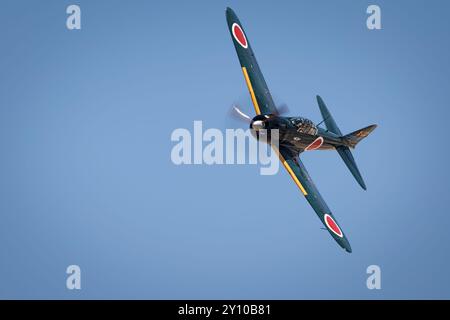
[278,146,353,252]
[226,7,278,116]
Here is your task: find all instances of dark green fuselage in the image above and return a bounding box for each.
[251,115,349,152]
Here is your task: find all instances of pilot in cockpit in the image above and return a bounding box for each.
[290,117,318,135]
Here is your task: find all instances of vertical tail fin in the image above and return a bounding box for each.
[343,125,377,148]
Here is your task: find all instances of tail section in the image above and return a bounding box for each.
[316,95,377,190]
[343,125,377,149]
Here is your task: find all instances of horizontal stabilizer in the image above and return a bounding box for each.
[336,146,366,190]
[317,95,342,135]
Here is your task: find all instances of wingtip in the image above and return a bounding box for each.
[343,240,352,253]
[225,7,237,23]
[352,169,367,190]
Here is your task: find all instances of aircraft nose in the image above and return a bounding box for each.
[251,120,265,130]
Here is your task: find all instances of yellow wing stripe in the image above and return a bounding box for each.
[281,158,308,196]
[242,67,261,115]
[272,146,308,196]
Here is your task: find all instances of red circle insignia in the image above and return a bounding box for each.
[324,214,343,238]
[232,23,248,48]
[305,137,324,151]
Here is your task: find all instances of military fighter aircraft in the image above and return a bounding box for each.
[226,7,377,252]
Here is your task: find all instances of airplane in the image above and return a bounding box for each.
[225,7,377,253]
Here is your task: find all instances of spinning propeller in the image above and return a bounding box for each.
[229,103,290,123]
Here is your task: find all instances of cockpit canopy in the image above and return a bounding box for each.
[289,117,318,135]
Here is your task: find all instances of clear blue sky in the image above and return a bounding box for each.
[1,0,450,299]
